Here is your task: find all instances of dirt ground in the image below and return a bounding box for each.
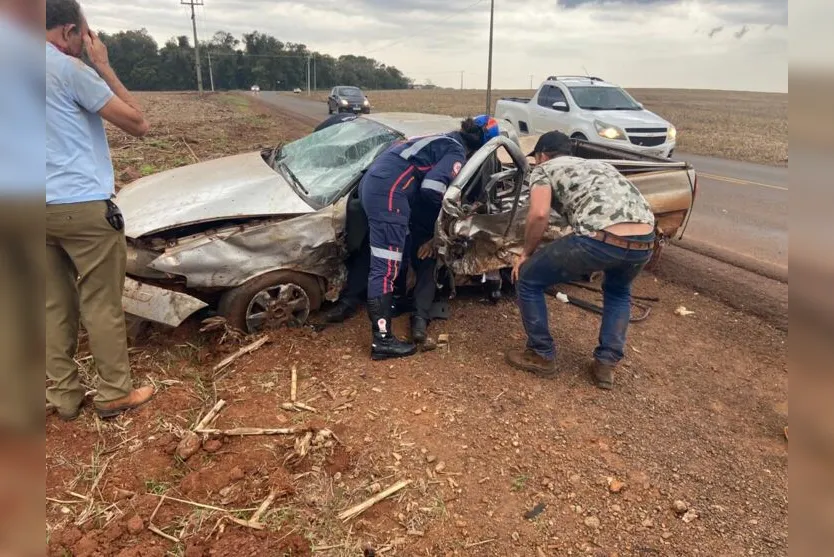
[310,89,788,166]
[46,93,788,556]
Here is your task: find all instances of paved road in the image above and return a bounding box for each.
[257,91,789,276]
[672,153,787,274]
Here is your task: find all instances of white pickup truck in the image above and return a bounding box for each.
[496,76,677,158]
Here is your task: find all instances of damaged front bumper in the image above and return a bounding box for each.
[122,277,208,327]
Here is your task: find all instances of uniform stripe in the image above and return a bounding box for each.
[399,134,462,160]
[388,164,414,211]
[400,136,442,160]
[371,246,404,262]
[422,179,447,194]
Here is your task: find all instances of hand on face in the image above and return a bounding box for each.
[83,30,109,68]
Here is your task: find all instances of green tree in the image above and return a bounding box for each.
[96,29,411,91]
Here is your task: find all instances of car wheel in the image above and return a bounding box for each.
[328,104,333,114]
[218,271,323,334]
[571,132,588,140]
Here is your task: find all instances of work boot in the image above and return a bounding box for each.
[95,386,156,419]
[591,360,615,390]
[368,295,416,361]
[323,300,357,323]
[411,315,429,344]
[505,348,557,378]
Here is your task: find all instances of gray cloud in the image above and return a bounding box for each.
[81,0,788,92]
[557,0,677,6]
[708,25,724,38]
[734,25,750,39]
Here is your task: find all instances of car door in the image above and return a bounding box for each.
[531,85,570,134]
[434,136,530,278]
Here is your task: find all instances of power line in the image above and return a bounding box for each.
[181,0,205,93]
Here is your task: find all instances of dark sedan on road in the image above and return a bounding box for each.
[328,86,371,114]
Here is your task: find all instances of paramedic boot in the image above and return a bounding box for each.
[411,315,429,344]
[324,300,358,323]
[368,295,416,361]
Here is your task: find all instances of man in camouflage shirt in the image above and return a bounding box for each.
[506,131,656,389]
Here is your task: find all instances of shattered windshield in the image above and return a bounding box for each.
[568,86,641,110]
[276,119,401,208]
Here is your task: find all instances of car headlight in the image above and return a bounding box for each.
[340,99,349,106]
[667,125,677,141]
[594,120,627,141]
[363,98,370,106]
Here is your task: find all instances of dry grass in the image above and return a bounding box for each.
[315,88,787,166]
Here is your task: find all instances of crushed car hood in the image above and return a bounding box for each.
[588,109,670,128]
[116,151,314,237]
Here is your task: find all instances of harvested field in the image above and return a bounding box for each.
[46,92,788,556]
[311,88,788,166]
[107,92,310,189]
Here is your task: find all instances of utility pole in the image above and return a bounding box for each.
[306,54,311,96]
[485,0,495,115]
[529,74,533,89]
[207,50,215,92]
[313,56,317,91]
[460,70,464,91]
[181,0,204,94]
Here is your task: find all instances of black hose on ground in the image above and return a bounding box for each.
[546,286,655,323]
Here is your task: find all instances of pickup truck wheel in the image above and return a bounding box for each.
[218,271,323,334]
[571,133,588,140]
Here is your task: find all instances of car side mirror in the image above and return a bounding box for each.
[552,101,569,112]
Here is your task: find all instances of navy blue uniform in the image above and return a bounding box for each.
[360,133,467,298]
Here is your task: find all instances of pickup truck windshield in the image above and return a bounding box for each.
[275,118,400,208]
[568,86,641,111]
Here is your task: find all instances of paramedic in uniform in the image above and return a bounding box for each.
[360,116,500,360]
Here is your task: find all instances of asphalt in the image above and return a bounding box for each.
[672,153,787,280]
[257,91,789,283]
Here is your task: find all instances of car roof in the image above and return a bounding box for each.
[362,112,460,138]
[546,77,618,88]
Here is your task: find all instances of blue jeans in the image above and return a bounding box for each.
[516,233,654,364]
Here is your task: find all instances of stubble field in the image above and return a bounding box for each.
[311,88,788,166]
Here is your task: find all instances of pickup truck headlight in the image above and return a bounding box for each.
[340,99,349,106]
[594,120,627,141]
[667,125,677,141]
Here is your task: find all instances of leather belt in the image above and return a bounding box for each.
[589,230,655,251]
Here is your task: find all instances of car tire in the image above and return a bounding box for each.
[218,270,323,334]
[328,104,333,114]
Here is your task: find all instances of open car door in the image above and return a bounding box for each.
[435,135,571,279]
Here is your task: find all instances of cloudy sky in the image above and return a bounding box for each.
[83,0,788,92]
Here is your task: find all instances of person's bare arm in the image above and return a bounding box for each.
[84,31,149,137]
[521,185,552,256]
[512,185,552,282]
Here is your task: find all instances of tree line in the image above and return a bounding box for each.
[96,29,412,91]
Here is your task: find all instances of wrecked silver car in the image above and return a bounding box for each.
[118,113,696,332]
